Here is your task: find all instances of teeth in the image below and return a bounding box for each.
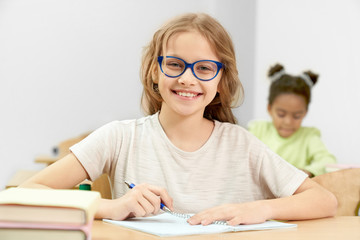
[177,92,197,97]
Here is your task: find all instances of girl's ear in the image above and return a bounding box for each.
[217,75,224,93]
[152,68,159,84]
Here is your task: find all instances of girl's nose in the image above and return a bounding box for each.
[178,68,197,86]
[283,116,293,125]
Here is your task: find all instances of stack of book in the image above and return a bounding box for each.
[0,188,100,240]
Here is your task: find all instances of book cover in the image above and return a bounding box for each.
[0,228,86,240]
[103,212,297,237]
[0,221,92,240]
[0,188,100,225]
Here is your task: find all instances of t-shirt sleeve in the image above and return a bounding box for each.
[256,140,308,198]
[70,121,121,181]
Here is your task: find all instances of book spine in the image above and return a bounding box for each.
[0,220,93,239]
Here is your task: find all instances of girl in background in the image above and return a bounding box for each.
[249,63,336,177]
[21,14,337,225]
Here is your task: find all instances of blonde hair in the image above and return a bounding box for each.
[140,13,243,124]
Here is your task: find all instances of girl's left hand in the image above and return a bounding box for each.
[187,201,272,226]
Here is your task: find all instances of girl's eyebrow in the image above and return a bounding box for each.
[292,110,307,115]
[275,108,286,113]
[276,108,305,115]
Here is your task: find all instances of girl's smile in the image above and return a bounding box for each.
[157,30,222,118]
[173,89,203,99]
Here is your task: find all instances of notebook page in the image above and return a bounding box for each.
[103,212,297,237]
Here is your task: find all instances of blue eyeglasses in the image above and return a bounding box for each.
[157,56,224,81]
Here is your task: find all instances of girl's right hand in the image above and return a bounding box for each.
[96,183,173,220]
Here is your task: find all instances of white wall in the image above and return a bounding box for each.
[2,0,358,189]
[255,0,360,165]
[0,0,256,188]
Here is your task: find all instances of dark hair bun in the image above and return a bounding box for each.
[303,71,319,86]
[268,63,284,77]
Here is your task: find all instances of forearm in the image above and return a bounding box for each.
[267,183,337,220]
[19,154,89,189]
[95,199,122,219]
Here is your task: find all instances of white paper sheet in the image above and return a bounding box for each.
[103,212,297,237]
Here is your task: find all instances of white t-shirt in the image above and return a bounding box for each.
[70,113,307,213]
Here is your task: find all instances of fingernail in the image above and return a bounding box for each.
[201,219,209,225]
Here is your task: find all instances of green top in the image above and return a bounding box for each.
[248,120,336,176]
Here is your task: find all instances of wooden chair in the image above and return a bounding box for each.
[35,132,91,166]
[312,168,360,216]
[5,170,41,189]
[56,132,90,158]
[91,174,113,199]
[6,171,112,200]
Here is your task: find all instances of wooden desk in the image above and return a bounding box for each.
[34,155,59,166]
[5,170,41,189]
[92,216,360,240]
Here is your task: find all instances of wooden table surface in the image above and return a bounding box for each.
[92,216,360,240]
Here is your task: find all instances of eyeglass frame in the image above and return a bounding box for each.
[157,56,224,81]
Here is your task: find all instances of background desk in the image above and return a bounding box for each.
[92,216,360,240]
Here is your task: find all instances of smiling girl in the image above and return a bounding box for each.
[21,14,337,226]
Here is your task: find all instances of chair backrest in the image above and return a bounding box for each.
[312,168,360,216]
[57,132,90,158]
[91,174,113,199]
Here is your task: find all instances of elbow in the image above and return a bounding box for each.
[18,180,51,189]
[18,181,34,188]
[326,191,338,217]
[18,179,38,188]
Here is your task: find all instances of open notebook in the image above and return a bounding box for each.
[103,212,297,237]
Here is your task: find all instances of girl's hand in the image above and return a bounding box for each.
[301,169,314,178]
[97,183,173,220]
[187,201,272,226]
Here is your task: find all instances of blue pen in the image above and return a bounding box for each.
[124,181,172,214]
